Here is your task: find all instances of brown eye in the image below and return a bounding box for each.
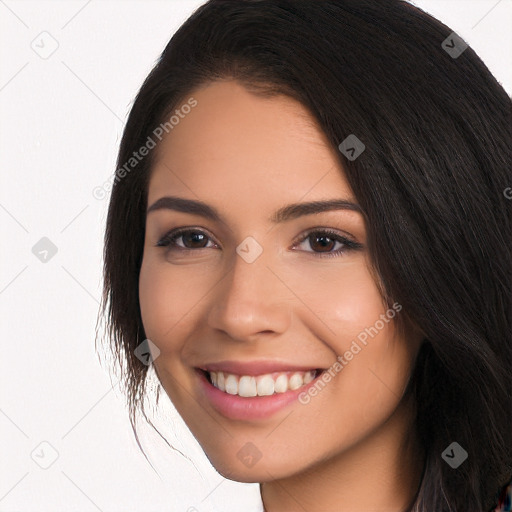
[156,228,216,250]
[181,231,209,248]
[292,228,363,259]
[308,233,337,252]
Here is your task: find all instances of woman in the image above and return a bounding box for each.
[98,1,512,510]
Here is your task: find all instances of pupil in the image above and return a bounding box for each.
[311,234,334,252]
[185,231,207,248]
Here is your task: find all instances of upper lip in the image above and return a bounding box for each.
[198,360,326,376]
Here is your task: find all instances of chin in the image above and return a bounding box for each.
[208,452,308,484]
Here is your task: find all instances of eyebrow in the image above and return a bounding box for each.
[146,196,362,223]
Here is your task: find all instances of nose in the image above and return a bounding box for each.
[207,247,292,342]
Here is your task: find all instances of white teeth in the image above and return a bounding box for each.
[288,372,304,390]
[256,375,274,396]
[207,369,318,396]
[303,370,315,384]
[274,374,288,393]
[217,371,225,392]
[225,374,238,395]
[238,376,257,397]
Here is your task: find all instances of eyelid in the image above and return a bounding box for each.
[155,226,220,248]
[289,226,360,248]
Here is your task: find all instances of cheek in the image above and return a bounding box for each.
[138,256,210,347]
[294,259,413,411]
[293,258,388,341]
[139,260,167,341]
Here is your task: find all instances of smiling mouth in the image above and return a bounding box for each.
[199,368,324,397]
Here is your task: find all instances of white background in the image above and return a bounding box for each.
[1,1,511,511]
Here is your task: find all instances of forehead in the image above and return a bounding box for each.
[147,80,354,207]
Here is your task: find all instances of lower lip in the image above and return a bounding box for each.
[195,369,323,421]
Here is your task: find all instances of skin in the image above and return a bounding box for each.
[139,80,425,512]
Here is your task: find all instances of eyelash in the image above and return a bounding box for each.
[155,227,363,258]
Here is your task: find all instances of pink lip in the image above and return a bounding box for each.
[195,368,324,421]
[199,360,325,376]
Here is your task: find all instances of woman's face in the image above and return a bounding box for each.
[139,80,422,482]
